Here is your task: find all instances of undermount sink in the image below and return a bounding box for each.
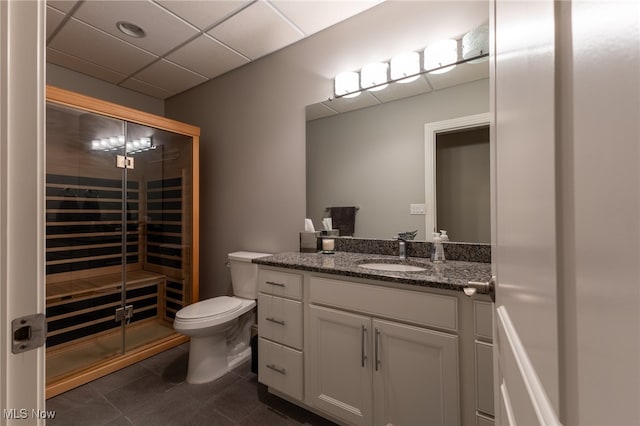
[358,261,429,272]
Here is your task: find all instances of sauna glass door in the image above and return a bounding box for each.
[122,122,194,352]
[46,103,129,381]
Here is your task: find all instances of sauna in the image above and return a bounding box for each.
[45,87,199,398]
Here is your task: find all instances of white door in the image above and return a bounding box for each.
[307,305,372,426]
[0,0,47,424]
[372,319,459,426]
[491,0,560,424]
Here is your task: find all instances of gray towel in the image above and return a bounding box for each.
[329,206,356,236]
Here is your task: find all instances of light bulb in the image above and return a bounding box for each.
[390,52,420,83]
[361,62,389,91]
[424,39,458,74]
[335,71,361,98]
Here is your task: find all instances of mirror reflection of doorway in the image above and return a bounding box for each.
[435,125,490,243]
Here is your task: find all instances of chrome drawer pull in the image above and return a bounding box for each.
[266,364,286,375]
[265,317,285,326]
[361,325,367,367]
[375,328,381,371]
[265,281,285,287]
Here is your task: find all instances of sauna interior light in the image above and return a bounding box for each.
[91,136,155,154]
[462,25,489,63]
[334,71,361,98]
[390,51,420,83]
[361,62,389,91]
[424,39,458,74]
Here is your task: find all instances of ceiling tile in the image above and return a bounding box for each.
[425,61,489,90]
[156,0,251,31]
[166,34,249,79]
[47,1,79,13]
[73,0,199,56]
[325,92,380,114]
[120,77,175,99]
[46,6,66,40]
[371,75,432,104]
[49,18,158,76]
[133,59,208,95]
[207,0,303,60]
[271,0,382,36]
[47,48,128,84]
[306,102,338,121]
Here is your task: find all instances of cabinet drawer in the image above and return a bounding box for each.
[309,277,458,331]
[258,337,303,401]
[259,269,302,300]
[475,340,495,416]
[258,293,303,350]
[474,301,493,340]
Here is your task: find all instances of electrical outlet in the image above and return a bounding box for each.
[410,203,426,215]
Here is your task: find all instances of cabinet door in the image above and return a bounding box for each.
[307,305,372,426]
[372,319,459,426]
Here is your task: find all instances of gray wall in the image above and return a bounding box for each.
[47,63,164,116]
[306,79,488,241]
[164,1,489,298]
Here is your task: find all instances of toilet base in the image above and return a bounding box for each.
[228,345,252,371]
[185,336,253,384]
[186,334,228,384]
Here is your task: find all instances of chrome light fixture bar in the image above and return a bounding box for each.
[333,53,488,99]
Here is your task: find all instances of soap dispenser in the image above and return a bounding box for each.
[432,232,446,263]
[439,230,449,241]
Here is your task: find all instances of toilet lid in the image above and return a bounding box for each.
[176,296,242,320]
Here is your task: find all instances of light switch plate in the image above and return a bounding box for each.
[410,203,426,215]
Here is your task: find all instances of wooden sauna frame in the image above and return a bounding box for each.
[45,86,200,398]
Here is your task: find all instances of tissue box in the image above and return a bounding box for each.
[300,231,320,253]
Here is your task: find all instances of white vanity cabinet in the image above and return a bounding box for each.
[257,269,304,400]
[306,276,460,426]
[255,263,494,426]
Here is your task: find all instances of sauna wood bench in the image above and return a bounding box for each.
[46,270,166,304]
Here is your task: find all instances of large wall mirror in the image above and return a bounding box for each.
[306,47,490,243]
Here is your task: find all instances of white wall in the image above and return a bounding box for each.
[47,63,164,116]
[559,1,640,424]
[306,79,489,241]
[164,1,490,298]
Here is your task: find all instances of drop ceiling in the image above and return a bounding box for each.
[46,0,383,99]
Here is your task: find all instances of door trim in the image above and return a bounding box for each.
[0,0,47,419]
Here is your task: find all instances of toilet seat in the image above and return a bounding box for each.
[173,296,256,333]
[176,296,242,322]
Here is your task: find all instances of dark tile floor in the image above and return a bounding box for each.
[46,344,337,426]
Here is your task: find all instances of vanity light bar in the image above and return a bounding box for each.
[333,24,489,99]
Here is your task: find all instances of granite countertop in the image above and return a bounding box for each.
[253,251,492,293]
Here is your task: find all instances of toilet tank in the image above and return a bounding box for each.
[228,251,271,299]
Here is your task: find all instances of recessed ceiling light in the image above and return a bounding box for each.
[116,21,146,38]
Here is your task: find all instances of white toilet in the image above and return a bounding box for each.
[173,251,270,384]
